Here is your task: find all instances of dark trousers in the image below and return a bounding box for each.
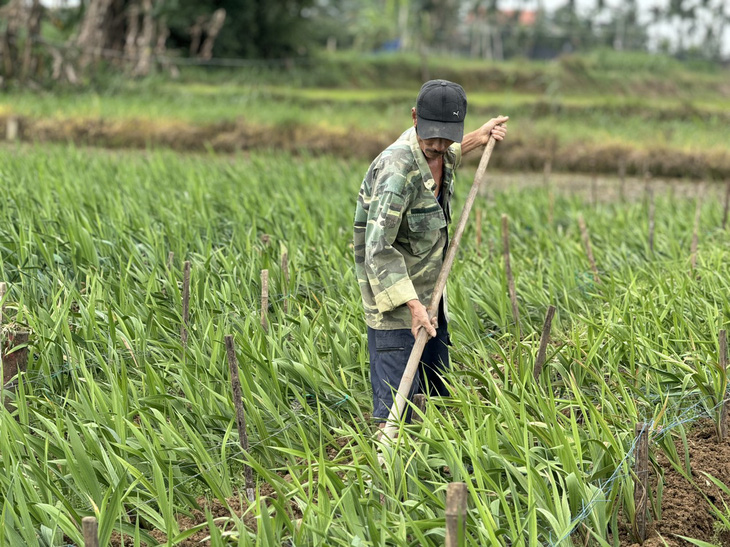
[367,307,450,421]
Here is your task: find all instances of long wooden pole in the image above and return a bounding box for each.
[225,335,255,502]
[382,133,500,439]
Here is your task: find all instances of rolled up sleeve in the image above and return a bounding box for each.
[364,175,418,313]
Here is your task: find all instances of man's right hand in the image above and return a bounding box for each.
[406,299,437,340]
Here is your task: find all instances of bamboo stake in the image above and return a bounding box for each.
[719,330,728,442]
[690,193,702,272]
[6,117,18,142]
[281,250,289,314]
[475,208,482,257]
[647,187,655,255]
[225,335,255,502]
[412,393,426,423]
[261,269,269,333]
[618,158,626,202]
[543,158,552,188]
[445,482,467,547]
[382,132,501,439]
[501,214,520,333]
[181,260,190,348]
[633,423,649,544]
[533,305,556,381]
[643,168,651,199]
[548,187,554,226]
[82,516,99,547]
[590,162,597,208]
[578,215,600,285]
[722,180,730,231]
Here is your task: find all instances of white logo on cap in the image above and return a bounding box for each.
[453,111,459,116]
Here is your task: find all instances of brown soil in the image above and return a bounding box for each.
[2,328,29,384]
[109,435,354,546]
[621,419,730,547]
[2,114,729,179]
[107,422,730,546]
[110,484,274,547]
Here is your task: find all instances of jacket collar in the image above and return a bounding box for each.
[406,127,456,192]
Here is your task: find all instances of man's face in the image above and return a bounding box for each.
[412,108,454,160]
[418,136,454,160]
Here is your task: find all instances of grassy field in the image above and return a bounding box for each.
[2,80,728,152]
[1,140,730,545]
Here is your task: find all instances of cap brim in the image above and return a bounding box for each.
[416,116,464,143]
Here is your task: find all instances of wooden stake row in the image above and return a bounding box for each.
[176,249,293,348]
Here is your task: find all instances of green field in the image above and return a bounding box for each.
[2,51,729,178]
[1,141,729,545]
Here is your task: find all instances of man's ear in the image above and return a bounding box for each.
[411,107,417,127]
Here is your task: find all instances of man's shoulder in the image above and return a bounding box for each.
[371,129,418,181]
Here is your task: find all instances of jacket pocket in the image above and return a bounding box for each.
[406,207,447,256]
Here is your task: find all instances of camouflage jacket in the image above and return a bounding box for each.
[353,127,462,330]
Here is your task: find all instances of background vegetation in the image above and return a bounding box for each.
[1,1,730,546]
[2,144,730,545]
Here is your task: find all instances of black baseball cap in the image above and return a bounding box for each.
[415,79,467,143]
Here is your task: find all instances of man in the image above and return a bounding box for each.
[353,79,508,424]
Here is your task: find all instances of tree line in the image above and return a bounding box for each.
[0,0,727,86]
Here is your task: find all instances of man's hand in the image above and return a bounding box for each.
[478,115,509,145]
[406,299,437,340]
[460,115,509,155]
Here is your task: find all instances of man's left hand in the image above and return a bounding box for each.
[478,116,509,145]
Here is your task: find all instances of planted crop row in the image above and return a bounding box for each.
[0,144,728,545]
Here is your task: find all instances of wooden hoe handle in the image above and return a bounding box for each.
[382,132,501,439]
